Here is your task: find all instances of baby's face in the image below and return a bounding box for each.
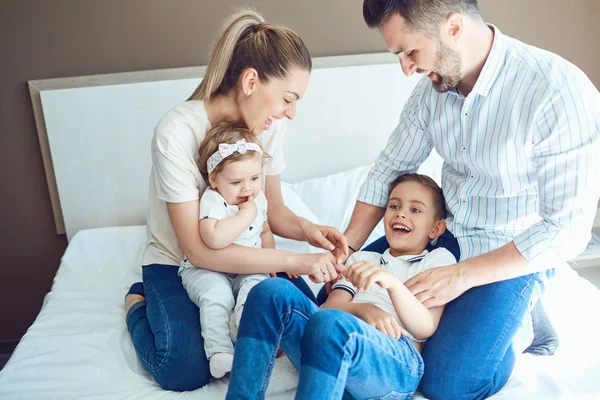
[211,155,262,205]
[383,181,442,256]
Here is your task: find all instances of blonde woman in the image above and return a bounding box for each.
[124,10,347,390]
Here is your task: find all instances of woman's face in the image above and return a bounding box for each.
[239,67,310,134]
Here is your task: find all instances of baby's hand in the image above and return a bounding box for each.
[237,195,257,215]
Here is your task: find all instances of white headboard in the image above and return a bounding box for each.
[29,53,443,240]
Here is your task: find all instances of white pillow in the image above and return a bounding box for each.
[274,183,321,255]
[289,165,385,249]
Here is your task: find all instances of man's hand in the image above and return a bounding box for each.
[301,221,349,262]
[353,303,407,339]
[404,263,471,308]
[344,260,399,292]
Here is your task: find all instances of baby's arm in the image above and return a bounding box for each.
[199,198,257,249]
[345,261,443,341]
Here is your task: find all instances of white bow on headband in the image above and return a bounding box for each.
[206,139,263,174]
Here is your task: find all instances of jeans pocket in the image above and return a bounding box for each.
[366,391,414,400]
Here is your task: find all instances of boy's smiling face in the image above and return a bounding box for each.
[384,181,446,257]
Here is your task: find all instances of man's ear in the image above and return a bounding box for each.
[445,13,464,44]
[429,219,447,240]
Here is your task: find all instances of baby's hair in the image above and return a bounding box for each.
[197,122,271,185]
[389,173,447,219]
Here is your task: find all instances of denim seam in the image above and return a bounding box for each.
[257,305,313,399]
[141,278,171,372]
[467,273,539,393]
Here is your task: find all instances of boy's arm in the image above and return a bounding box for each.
[345,260,443,340]
[199,207,256,249]
[322,287,406,339]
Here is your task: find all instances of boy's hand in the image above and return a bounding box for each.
[345,260,399,292]
[353,303,407,339]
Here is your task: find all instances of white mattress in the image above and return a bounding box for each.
[1,168,600,399]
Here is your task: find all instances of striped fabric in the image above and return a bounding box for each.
[358,26,600,267]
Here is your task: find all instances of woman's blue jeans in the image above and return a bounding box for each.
[226,278,424,400]
[125,264,316,391]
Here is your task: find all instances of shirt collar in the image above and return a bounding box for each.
[446,24,506,98]
[380,248,429,265]
[471,24,506,97]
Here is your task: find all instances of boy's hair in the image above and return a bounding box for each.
[197,122,271,185]
[363,0,481,34]
[389,173,447,219]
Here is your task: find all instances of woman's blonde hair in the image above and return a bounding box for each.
[188,9,312,101]
[198,122,271,185]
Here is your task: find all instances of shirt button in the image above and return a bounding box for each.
[462,146,466,151]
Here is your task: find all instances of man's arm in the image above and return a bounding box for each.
[407,84,600,307]
[345,80,434,253]
[344,201,386,252]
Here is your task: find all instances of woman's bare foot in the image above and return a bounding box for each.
[125,294,144,315]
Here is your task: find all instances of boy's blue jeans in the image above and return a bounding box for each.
[336,233,552,399]
[125,264,316,391]
[226,278,424,400]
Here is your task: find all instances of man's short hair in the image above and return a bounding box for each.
[363,0,480,33]
[389,173,447,219]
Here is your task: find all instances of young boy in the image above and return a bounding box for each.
[325,173,456,346]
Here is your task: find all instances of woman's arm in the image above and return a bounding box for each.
[199,203,256,249]
[265,175,349,258]
[167,200,342,279]
[261,220,275,249]
[345,261,443,340]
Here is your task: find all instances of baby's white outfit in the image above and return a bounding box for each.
[179,188,269,361]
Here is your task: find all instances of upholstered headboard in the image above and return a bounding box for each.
[29,53,443,240]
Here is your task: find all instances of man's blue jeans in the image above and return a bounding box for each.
[226,278,424,400]
[126,264,316,391]
[342,233,552,399]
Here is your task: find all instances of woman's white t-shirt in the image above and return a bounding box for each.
[143,100,286,266]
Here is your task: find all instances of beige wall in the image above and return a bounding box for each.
[1,0,598,343]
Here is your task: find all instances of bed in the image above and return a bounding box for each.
[1,54,599,399]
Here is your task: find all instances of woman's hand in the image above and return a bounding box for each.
[300,220,349,261]
[289,252,343,283]
[344,260,399,292]
[353,303,406,339]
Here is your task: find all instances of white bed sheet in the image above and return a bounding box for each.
[1,171,600,399]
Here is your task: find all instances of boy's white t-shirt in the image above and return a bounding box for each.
[332,248,457,340]
[199,189,268,248]
[143,100,286,266]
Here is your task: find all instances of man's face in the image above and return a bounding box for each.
[379,12,462,93]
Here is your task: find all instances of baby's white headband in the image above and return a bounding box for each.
[207,139,263,175]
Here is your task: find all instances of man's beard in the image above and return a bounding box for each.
[430,39,462,93]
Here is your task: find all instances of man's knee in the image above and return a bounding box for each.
[419,368,502,400]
